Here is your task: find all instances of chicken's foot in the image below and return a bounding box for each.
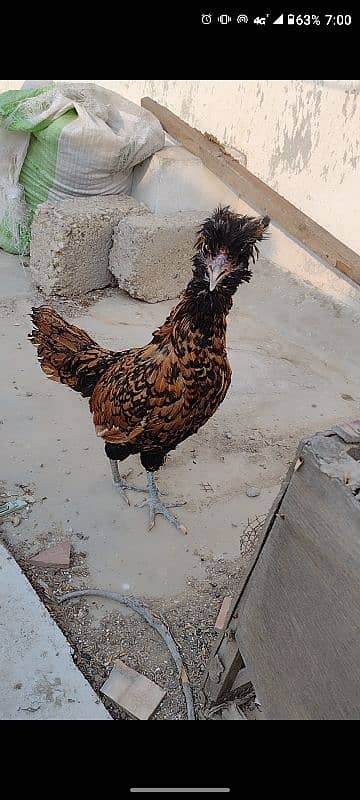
[136,472,187,534]
[109,460,147,505]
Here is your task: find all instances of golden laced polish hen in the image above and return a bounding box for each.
[29,206,270,534]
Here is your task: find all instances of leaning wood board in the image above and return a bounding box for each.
[202,442,304,707]
[141,97,360,287]
[205,421,360,720]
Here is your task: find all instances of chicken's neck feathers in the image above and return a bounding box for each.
[152,282,231,352]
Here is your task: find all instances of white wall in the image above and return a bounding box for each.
[2,80,358,252]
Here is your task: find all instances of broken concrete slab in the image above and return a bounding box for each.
[100,658,166,719]
[30,539,71,569]
[109,212,203,302]
[29,195,149,298]
[214,596,232,632]
[0,541,111,720]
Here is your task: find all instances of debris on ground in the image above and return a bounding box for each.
[58,588,195,720]
[0,498,28,520]
[239,515,267,561]
[30,539,71,570]
[200,482,214,492]
[246,486,261,498]
[214,595,232,631]
[101,658,166,720]
[207,700,247,720]
[7,536,250,720]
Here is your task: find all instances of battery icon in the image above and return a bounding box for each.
[288,14,295,24]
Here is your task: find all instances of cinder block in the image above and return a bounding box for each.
[29,195,149,297]
[109,212,203,302]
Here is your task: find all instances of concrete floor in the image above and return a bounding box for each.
[1,252,359,599]
[0,541,111,720]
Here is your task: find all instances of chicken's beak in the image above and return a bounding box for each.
[207,253,229,291]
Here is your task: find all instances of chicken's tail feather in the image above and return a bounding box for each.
[29,306,116,397]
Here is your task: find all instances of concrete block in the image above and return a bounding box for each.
[109,212,203,302]
[100,659,166,719]
[131,144,239,214]
[29,195,149,298]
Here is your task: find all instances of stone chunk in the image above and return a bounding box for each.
[30,540,71,569]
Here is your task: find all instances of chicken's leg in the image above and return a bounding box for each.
[137,471,187,535]
[109,459,147,505]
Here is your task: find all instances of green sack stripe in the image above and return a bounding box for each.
[19,109,77,211]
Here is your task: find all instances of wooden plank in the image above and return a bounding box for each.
[202,440,305,706]
[214,595,232,631]
[141,97,360,287]
[206,636,246,704]
[235,434,360,720]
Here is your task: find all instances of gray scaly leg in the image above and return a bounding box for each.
[109,460,147,505]
[137,471,187,534]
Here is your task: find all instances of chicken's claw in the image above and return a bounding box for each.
[113,481,131,506]
[135,471,188,534]
[138,495,187,535]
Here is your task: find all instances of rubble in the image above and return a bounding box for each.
[246,486,261,498]
[30,539,71,570]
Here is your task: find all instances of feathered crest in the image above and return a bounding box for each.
[195,205,270,264]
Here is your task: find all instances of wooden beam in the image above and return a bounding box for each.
[142,97,360,287]
[202,440,305,707]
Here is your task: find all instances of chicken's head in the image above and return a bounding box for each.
[193,206,270,294]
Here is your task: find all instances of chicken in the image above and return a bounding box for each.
[29,206,270,534]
